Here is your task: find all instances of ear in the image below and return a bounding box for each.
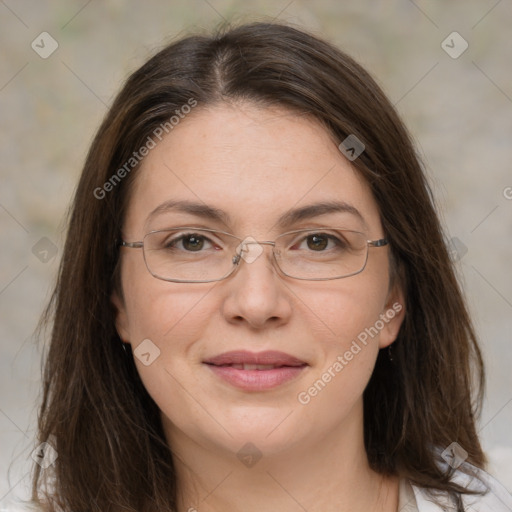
[378,282,406,349]
[111,290,131,344]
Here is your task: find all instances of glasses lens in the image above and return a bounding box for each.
[141,228,369,282]
[143,229,237,282]
[275,229,368,280]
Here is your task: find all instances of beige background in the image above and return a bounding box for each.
[1,0,511,504]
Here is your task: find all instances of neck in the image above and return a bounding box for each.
[165,402,399,512]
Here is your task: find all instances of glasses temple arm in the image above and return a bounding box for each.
[119,241,144,249]
[368,238,389,248]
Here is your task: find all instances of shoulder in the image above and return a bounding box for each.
[410,460,512,511]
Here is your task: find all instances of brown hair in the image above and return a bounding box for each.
[33,20,486,511]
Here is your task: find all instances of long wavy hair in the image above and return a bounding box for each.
[32,20,486,512]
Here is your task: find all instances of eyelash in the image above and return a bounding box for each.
[163,231,347,252]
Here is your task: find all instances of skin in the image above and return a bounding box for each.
[112,102,406,512]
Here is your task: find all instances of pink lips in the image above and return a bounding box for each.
[204,350,308,391]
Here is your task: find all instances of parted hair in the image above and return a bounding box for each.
[32,20,486,512]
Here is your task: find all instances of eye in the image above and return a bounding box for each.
[306,234,329,251]
[165,233,215,252]
[293,232,348,252]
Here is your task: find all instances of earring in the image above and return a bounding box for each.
[388,344,394,362]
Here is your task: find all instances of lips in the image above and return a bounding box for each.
[203,351,308,391]
[228,363,282,370]
[203,350,307,368]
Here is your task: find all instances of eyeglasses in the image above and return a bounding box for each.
[119,226,389,283]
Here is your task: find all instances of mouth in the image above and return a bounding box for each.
[203,351,308,391]
[203,350,307,367]
[216,363,300,370]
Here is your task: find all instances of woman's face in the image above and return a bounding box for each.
[113,102,404,460]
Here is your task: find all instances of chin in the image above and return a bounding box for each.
[212,409,310,456]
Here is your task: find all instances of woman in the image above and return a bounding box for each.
[28,21,512,512]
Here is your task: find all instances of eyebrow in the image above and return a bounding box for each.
[145,199,367,231]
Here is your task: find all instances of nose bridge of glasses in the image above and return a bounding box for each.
[235,238,276,251]
[232,238,279,267]
[244,240,275,247]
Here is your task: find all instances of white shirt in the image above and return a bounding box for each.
[398,460,512,511]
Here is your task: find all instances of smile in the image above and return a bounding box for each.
[203,350,308,391]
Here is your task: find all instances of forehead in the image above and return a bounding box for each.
[123,102,382,236]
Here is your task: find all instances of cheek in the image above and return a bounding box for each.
[296,272,389,348]
[294,270,389,391]
[122,278,217,430]
[120,257,218,394]
[121,252,215,342]
[294,280,386,425]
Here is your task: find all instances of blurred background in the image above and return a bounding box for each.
[1,0,511,504]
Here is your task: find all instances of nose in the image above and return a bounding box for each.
[220,240,293,330]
